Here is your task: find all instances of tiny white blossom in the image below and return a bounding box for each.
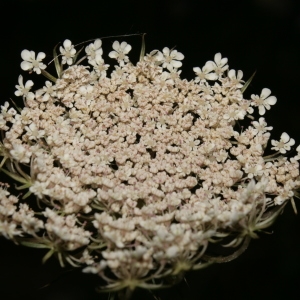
[228,69,244,88]
[0,114,7,130]
[109,41,132,65]
[243,163,263,179]
[10,144,32,163]
[21,50,46,74]
[89,54,109,78]
[15,75,34,97]
[193,61,218,83]
[24,123,45,140]
[155,47,184,71]
[209,53,228,77]
[251,88,277,115]
[36,81,56,102]
[85,39,103,63]
[60,39,76,65]
[274,189,294,205]
[252,117,273,135]
[0,220,22,239]
[0,102,17,122]
[30,181,49,199]
[271,132,295,154]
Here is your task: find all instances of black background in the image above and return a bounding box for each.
[1,0,300,299]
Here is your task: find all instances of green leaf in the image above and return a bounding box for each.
[20,241,51,249]
[42,249,55,264]
[0,168,29,184]
[22,190,32,200]
[41,69,57,83]
[9,98,22,114]
[73,46,84,64]
[139,33,146,61]
[241,71,256,93]
[53,43,62,78]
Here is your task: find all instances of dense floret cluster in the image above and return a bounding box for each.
[0,38,299,298]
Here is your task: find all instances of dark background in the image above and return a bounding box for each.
[1,0,300,299]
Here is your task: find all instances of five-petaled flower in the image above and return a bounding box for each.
[21,50,46,74]
[210,52,228,77]
[60,39,76,65]
[251,88,277,115]
[155,47,184,71]
[85,39,103,63]
[271,132,295,154]
[228,69,244,89]
[193,62,218,83]
[15,75,34,97]
[252,117,273,135]
[108,41,132,66]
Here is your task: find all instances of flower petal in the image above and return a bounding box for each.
[18,75,23,86]
[206,73,219,81]
[21,61,33,71]
[258,105,266,115]
[172,61,182,68]
[228,69,236,80]
[261,88,271,99]
[21,50,34,61]
[174,52,184,60]
[265,96,277,105]
[281,132,289,143]
[25,80,34,89]
[36,52,46,61]
[63,39,72,49]
[162,47,170,56]
[123,44,132,54]
[203,61,215,73]
[113,41,121,51]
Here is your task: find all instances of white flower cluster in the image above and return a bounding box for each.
[1,38,299,296]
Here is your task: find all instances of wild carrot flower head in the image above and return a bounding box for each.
[0,37,299,298]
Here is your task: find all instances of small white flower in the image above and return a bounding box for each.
[60,39,76,65]
[109,41,132,65]
[228,69,244,89]
[24,123,45,140]
[0,102,17,122]
[29,181,49,199]
[210,52,228,76]
[251,88,277,115]
[155,47,184,71]
[274,189,294,205]
[89,54,109,78]
[271,132,295,154]
[243,163,263,179]
[36,81,56,102]
[10,144,32,163]
[21,50,46,74]
[85,39,103,63]
[193,61,218,83]
[252,117,273,135]
[0,114,7,130]
[15,75,34,97]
